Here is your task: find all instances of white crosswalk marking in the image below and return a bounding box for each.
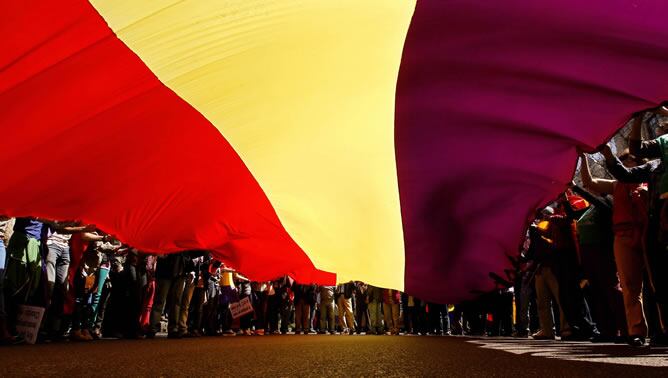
[468,337,668,367]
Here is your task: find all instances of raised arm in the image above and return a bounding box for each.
[81,232,105,242]
[53,222,96,234]
[629,111,664,159]
[602,144,656,184]
[579,153,615,195]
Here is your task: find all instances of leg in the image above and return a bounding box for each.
[615,231,648,337]
[294,300,303,333]
[327,301,335,332]
[91,267,110,332]
[383,303,392,333]
[535,270,555,336]
[44,245,59,304]
[319,302,327,332]
[343,297,355,332]
[149,278,171,334]
[337,297,346,331]
[139,279,156,331]
[371,302,383,334]
[168,276,186,334]
[178,273,196,334]
[392,303,401,334]
[443,305,451,334]
[543,266,570,336]
[0,239,9,339]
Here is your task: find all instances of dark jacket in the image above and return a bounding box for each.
[155,253,186,280]
[293,284,317,306]
[367,285,384,303]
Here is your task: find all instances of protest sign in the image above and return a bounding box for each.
[16,305,45,344]
[229,296,254,319]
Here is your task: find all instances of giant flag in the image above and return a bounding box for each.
[2,0,668,302]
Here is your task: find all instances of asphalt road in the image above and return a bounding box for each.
[1,335,667,377]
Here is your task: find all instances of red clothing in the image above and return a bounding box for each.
[63,233,89,314]
[612,182,647,230]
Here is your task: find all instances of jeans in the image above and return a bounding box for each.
[91,267,110,330]
[203,280,221,334]
[0,240,6,321]
[150,276,186,334]
[45,244,70,286]
[72,273,93,332]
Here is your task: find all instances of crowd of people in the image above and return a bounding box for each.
[2,107,668,349]
[512,106,668,348]
[0,220,459,343]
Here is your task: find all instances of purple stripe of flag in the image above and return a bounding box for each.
[396,0,668,303]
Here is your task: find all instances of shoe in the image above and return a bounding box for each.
[614,336,627,344]
[271,330,281,335]
[531,330,555,340]
[254,329,265,336]
[294,330,302,335]
[223,329,235,336]
[561,333,589,341]
[0,333,25,345]
[243,329,253,336]
[628,336,645,347]
[317,330,327,334]
[650,333,668,347]
[307,329,317,334]
[126,332,146,340]
[81,329,94,341]
[590,334,613,343]
[329,331,339,335]
[70,330,86,342]
[91,329,102,340]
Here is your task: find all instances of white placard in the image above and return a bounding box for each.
[16,305,45,344]
[229,297,254,319]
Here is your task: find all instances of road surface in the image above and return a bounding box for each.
[1,335,666,377]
